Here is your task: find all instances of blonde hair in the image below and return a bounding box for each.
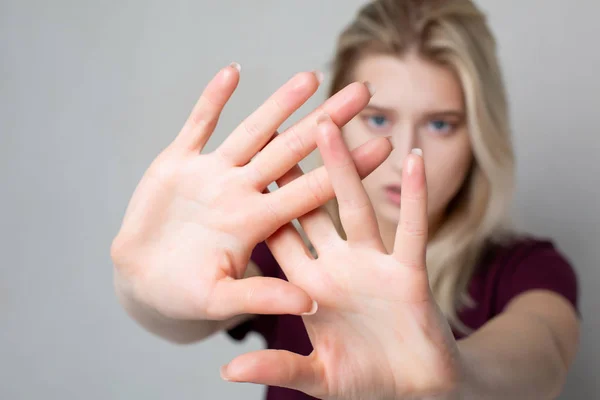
[316,0,515,335]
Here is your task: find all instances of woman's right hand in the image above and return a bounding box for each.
[110,63,391,324]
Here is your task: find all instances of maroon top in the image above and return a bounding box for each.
[227,237,579,400]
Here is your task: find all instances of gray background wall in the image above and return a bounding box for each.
[1,0,598,398]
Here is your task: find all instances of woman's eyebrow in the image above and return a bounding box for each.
[423,110,465,119]
[362,104,397,115]
[363,104,464,119]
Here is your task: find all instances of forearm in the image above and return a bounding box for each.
[456,312,567,400]
[114,269,251,344]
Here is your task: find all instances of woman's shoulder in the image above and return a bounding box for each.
[481,234,567,267]
[478,233,580,314]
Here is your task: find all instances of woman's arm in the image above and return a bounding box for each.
[457,290,580,399]
[114,261,263,345]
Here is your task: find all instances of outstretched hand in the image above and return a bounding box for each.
[110,64,392,324]
[220,114,462,400]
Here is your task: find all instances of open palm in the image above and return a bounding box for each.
[111,65,392,327]
[221,115,462,400]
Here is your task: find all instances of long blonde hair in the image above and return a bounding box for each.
[316,0,515,335]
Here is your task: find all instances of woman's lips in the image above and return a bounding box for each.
[384,185,402,206]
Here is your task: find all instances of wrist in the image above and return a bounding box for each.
[113,266,182,325]
[113,267,221,344]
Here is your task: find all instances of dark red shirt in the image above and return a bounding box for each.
[227,237,579,400]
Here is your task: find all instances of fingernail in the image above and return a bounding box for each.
[229,62,241,72]
[220,364,230,381]
[407,149,423,176]
[312,70,324,84]
[316,113,331,125]
[363,81,376,96]
[302,300,318,315]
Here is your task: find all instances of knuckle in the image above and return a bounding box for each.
[283,125,305,159]
[402,190,424,202]
[263,196,281,226]
[246,161,267,187]
[187,288,210,318]
[201,92,220,109]
[401,219,427,237]
[305,172,328,205]
[270,95,287,115]
[148,156,181,184]
[313,104,324,117]
[203,297,219,320]
[285,358,300,383]
[401,259,425,271]
[338,197,370,212]
[192,279,221,319]
[190,96,219,127]
[244,285,257,309]
[189,111,213,131]
[242,119,262,138]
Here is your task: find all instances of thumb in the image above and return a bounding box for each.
[207,277,317,320]
[221,349,325,398]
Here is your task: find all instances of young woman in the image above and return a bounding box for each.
[111,0,580,399]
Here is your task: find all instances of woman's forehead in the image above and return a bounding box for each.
[352,53,465,115]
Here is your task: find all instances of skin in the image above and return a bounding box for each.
[342,53,473,251]
[220,55,580,399]
[112,57,580,399]
[111,65,390,342]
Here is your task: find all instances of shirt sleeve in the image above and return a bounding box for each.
[496,239,580,317]
[225,241,280,341]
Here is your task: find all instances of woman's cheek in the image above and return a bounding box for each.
[341,123,370,151]
[424,157,455,216]
[428,154,472,216]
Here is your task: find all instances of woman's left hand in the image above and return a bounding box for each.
[220,114,463,400]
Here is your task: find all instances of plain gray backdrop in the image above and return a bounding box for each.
[1,1,598,398]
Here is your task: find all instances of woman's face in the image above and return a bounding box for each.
[342,53,473,234]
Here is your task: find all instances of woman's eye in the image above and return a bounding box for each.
[366,115,390,129]
[427,119,454,134]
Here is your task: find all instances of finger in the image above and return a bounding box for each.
[393,149,428,269]
[207,276,316,319]
[276,164,338,255]
[265,221,315,283]
[217,71,322,166]
[173,62,240,153]
[315,113,383,247]
[267,134,392,241]
[247,81,374,188]
[221,350,325,399]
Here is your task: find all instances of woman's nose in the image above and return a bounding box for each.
[389,128,418,171]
